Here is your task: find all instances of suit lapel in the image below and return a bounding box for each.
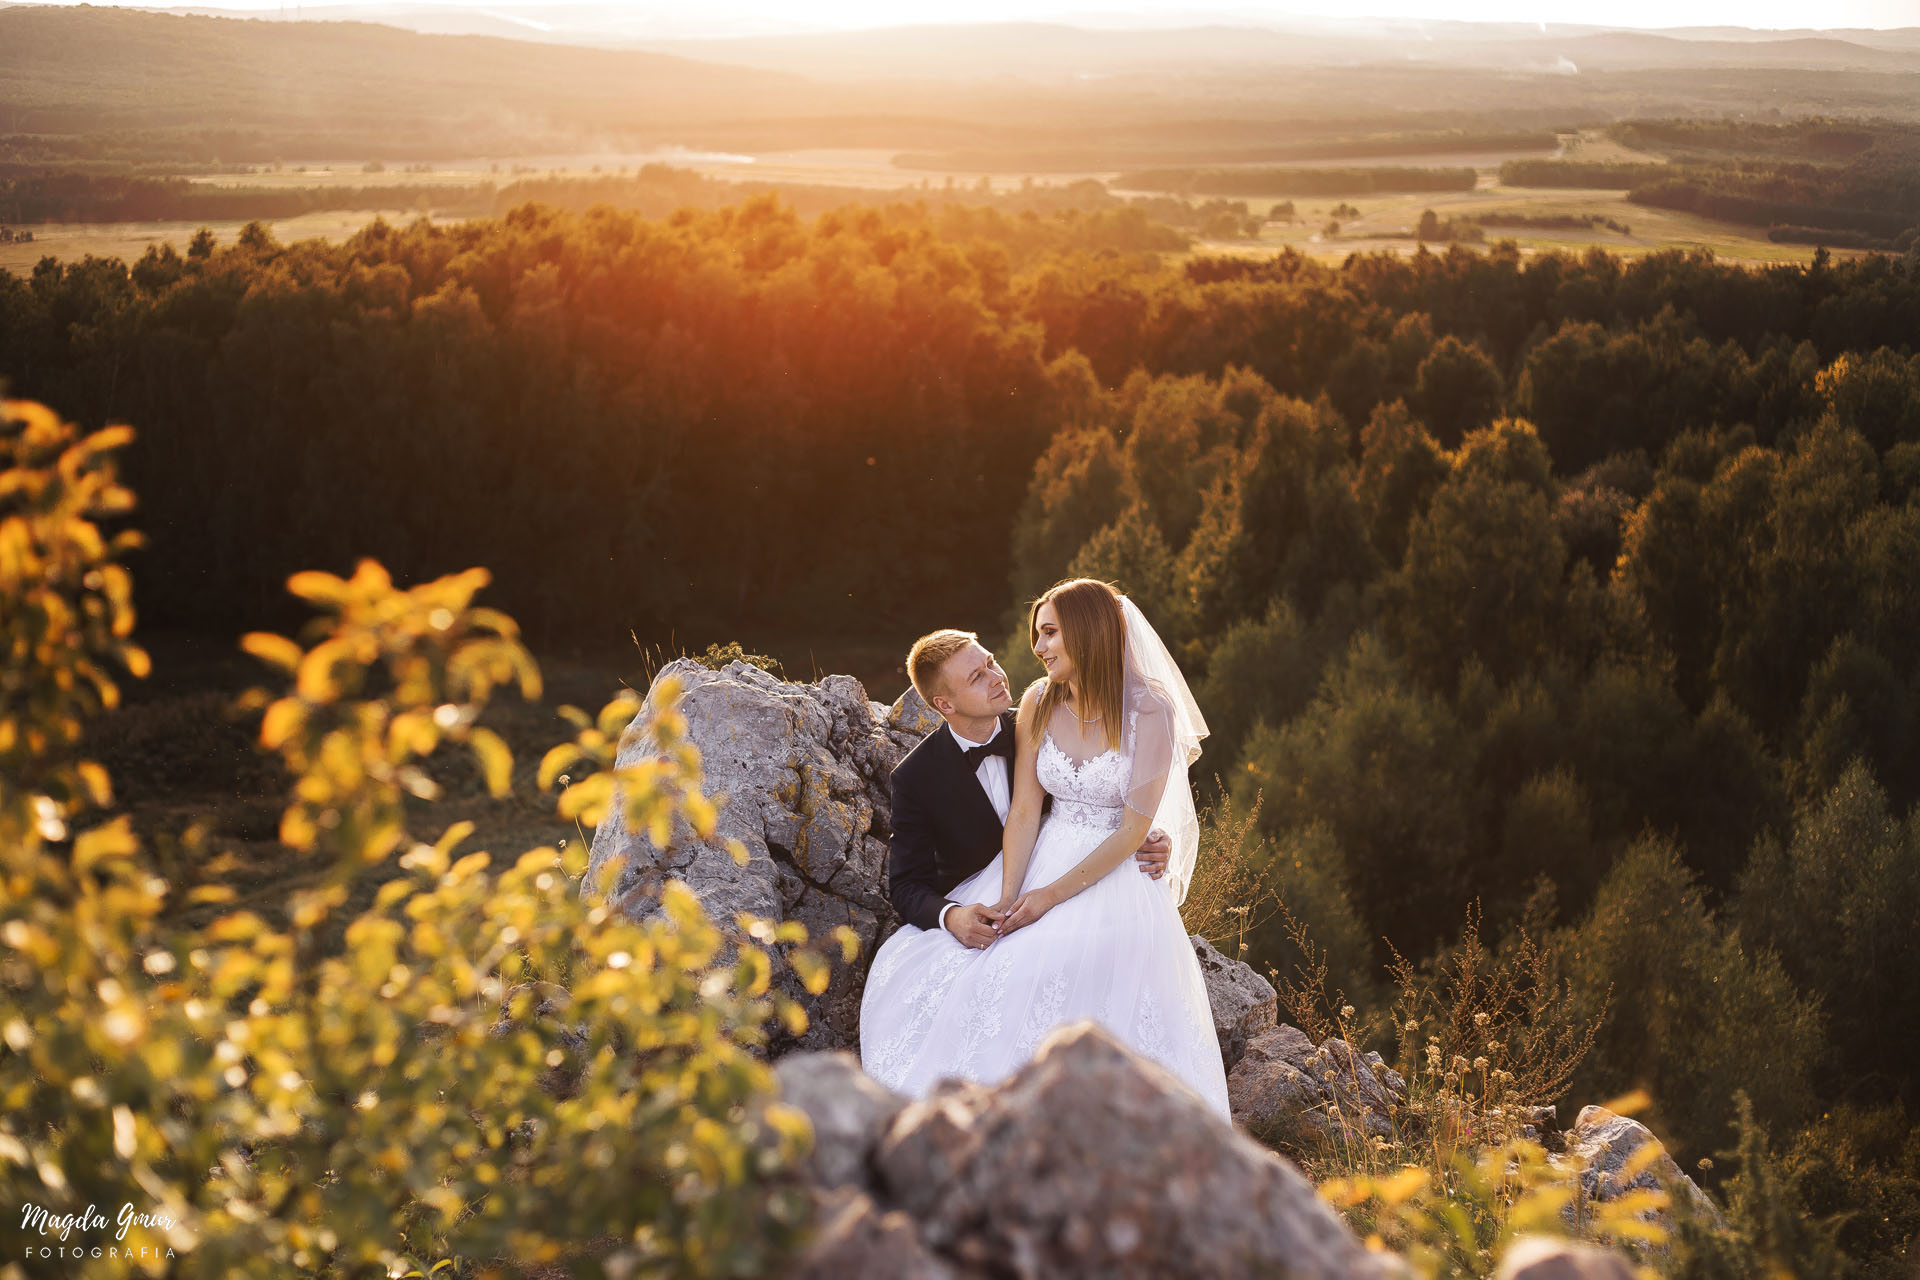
[945,713,1013,836]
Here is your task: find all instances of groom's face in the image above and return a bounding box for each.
[932,642,1012,721]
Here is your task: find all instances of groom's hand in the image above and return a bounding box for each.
[944,903,1004,950]
[1135,827,1171,880]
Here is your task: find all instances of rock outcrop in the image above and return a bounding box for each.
[586,659,936,1049]
[1226,1022,1408,1146]
[789,1187,958,1280]
[1495,1235,1637,1280]
[773,1051,909,1195]
[779,1021,1411,1280]
[1191,934,1277,1071]
[1559,1105,1724,1238]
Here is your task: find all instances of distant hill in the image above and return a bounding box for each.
[7,5,1920,167]
[0,4,812,144]
[621,19,1920,82]
[1553,31,1920,72]
[1657,25,1920,50]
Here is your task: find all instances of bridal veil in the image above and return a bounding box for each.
[1116,595,1208,905]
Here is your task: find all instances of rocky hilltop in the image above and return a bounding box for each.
[585,658,931,1050]
[586,661,1720,1276]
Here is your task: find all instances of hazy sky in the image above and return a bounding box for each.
[32,0,1920,29]
[733,0,1920,29]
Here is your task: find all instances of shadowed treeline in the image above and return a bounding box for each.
[1502,118,1920,249]
[2,198,1125,643]
[984,238,1920,1274]
[6,199,1920,648]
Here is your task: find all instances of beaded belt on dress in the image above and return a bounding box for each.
[1052,798,1123,833]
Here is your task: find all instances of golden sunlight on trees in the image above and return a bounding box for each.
[0,399,842,1278]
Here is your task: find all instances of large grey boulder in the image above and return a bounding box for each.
[1559,1106,1724,1240]
[773,1051,908,1194]
[787,1187,962,1280]
[585,659,930,1049]
[1191,934,1278,1071]
[864,1022,1410,1280]
[1495,1236,1637,1280]
[1227,1022,1407,1148]
[1227,1024,1339,1147]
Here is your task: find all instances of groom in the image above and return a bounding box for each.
[888,628,1170,951]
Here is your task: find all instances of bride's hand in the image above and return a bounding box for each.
[995,884,1061,937]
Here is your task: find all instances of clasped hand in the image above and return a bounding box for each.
[949,828,1171,949]
[994,827,1172,938]
[992,882,1060,937]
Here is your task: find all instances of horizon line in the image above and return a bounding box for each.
[4,0,1918,36]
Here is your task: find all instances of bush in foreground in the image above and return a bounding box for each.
[0,398,842,1277]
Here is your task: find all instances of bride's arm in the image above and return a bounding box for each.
[994,681,1048,911]
[999,697,1176,936]
[1029,786,1159,917]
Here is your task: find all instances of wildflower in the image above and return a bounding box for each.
[1473,1011,1489,1027]
[1404,1019,1419,1033]
[1472,1056,1489,1072]
[1340,1004,1356,1021]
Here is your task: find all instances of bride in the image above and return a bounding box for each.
[860,578,1229,1119]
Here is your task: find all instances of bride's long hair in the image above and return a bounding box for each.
[1026,578,1126,752]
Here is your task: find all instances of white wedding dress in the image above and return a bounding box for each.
[859,701,1231,1119]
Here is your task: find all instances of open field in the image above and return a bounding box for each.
[179,148,762,189]
[178,129,1608,194]
[1183,182,1874,265]
[0,209,470,274]
[1551,130,1672,166]
[173,147,1135,193]
[5,126,1871,275]
[2,181,1863,276]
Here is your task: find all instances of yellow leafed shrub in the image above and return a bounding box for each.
[0,398,833,1278]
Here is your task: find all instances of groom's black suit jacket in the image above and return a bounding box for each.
[888,710,1047,933]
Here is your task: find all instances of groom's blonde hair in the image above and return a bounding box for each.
[907,628,977,705]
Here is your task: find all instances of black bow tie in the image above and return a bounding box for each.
[962,730,1014,769]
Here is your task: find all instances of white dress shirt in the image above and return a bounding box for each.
[939,718,1010,934]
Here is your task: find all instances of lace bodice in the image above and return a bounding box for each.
[1035,711,1136,834]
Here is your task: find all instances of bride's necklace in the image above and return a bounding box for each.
[1066,699,1102,725]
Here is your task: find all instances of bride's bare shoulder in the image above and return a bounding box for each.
[1014,678,1049,734]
